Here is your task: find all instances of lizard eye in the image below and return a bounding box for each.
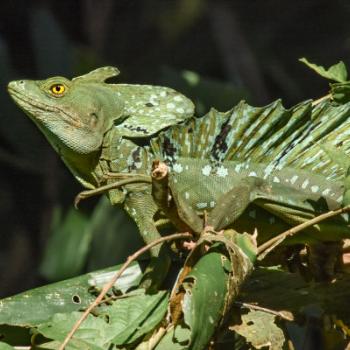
[49,83,66,96]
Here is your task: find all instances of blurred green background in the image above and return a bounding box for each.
[1,0,350,297]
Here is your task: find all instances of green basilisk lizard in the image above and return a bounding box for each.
[7,67,350,281]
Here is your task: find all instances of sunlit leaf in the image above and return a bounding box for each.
[231,310,285,349]
[0,262,142,327]
[0,342,16,350]
[299,57,348,82]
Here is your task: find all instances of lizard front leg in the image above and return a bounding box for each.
[124,191,171,290]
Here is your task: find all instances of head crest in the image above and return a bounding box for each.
[72,66,120,83]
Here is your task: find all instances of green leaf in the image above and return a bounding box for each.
[299,57,348,82]
[39,207,92,281]
[153,324,191,350]
[109,291,168,345]
[0,342,16,350]
[182,249,229,350]
[0,262,142,327]
[231,310,285,349]
[37,312,108,350]
[34,291,168,349]
[330,82,350,103]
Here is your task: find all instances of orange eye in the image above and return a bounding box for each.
[50,84,65,96]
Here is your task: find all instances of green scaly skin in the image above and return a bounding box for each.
[7,67,194,288]
[8,67,350,284]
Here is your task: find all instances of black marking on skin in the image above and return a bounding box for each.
[145,102,154,107]
[211,121,231,160]
[274,120,322,165]
[162,136,177,159]
[123,124,148,134]
[129,147,142,170]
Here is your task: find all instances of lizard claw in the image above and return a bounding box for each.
[74,191,89,209]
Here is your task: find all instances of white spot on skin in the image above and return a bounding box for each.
[173,163,183,173]
[202,165,212,176]
[174,95,183,102]
[249,210,256,219]
[176,107,185,113]
[217,166,228,177]
[149,97,159,106]
[336,195,343,203]
[196,202,207,209]
[301,179,309,189]
[210,201,216,208]
[248,171,257,177]
[166,102,175,110]
[263,164,274,178]
[322,188,331,196]
[311,185,319,193]
[273,176,280,183]
[290,175,298,185]
[235,164,242,173]
[160,91,167,97]
[185,192,190,199]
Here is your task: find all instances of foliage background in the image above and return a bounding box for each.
[1,0,350,298]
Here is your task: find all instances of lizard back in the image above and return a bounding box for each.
[151,99,350,181]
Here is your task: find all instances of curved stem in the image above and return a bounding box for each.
[58,232,192,350]
[257,205,350,259]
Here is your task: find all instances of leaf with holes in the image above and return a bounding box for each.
[33,290,168,349]
[167,232,256,350]
[230,310,285,350]
[0,262,142,327]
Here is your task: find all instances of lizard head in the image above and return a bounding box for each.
[7,67,123,155]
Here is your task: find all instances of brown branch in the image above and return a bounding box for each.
[58,232,192,350]
[235,302,294,322]
[257,205,350,259]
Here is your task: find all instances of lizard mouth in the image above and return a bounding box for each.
[7,85,82,127]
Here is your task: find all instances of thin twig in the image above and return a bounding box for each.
[257,205,350,258]
[235,301,294,322]
[58,232,192,350]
